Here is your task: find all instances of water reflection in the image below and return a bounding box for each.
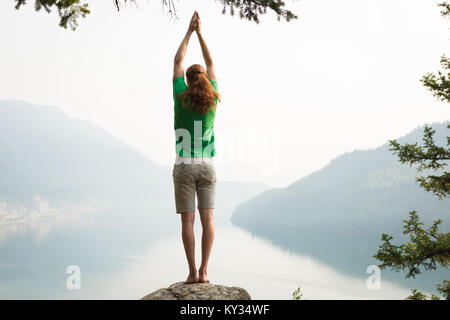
[110,223,412,299]
[0,212,416,299]
[235,224,449,294]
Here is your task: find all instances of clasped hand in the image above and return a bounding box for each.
[188,10,202,34]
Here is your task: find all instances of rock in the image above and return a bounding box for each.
[140,281,251,300]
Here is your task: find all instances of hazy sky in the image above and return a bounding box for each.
[1,0,449,187]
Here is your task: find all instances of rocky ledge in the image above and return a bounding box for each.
[140,281,251,300]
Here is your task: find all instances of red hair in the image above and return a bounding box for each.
[179,64,221,114]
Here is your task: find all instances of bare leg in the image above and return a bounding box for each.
[198,208,214,283]
[181,211,198,283]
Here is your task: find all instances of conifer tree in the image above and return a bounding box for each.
[373,2,450,300]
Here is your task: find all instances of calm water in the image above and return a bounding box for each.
[0,209,425,299]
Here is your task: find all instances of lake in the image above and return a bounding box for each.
[0,205,424,300]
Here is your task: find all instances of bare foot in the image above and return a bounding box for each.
[198,268,210,283]
[184,271,198,284]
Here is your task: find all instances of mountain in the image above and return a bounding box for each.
[0,99,268,220]
[230,122,450,289]
[0,99,170,208]
[232,122,449,234]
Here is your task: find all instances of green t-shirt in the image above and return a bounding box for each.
[173,76,219,157]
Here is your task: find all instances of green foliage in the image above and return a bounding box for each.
[421,3,450,103]
[404,281,449,300]
[116,0,299,23]
[14,0,90,30]
[436,280,450,299]
[438,2,450,17]
[389,125,450,199]
[216,0,298,23]
[292,285,303,300]
[14,0,298,30]
[374,211,450,279]
[421,55,450,103]
[405,289,428,300]
[374,1,450,301]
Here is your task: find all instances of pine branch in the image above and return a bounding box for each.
[374,212,450,279]
[389,125,450,198]
[14,0,299,30]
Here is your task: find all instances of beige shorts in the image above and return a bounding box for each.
[172,162,217,213]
